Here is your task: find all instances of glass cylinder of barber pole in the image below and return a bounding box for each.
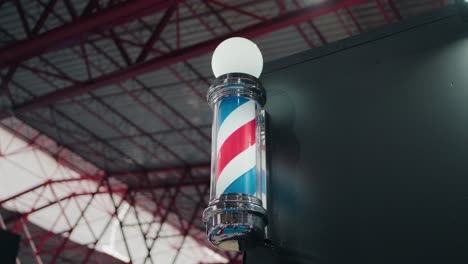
[203,38,268,252]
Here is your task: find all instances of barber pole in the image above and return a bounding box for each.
[215,96,257,196]
[203,36,268,253]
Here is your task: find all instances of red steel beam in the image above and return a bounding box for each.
[171,185,210,263]
[6,0,370,116]
[19,218,45,264]
[29,2,211,158]
[111,163,209,178]
[19,64,77,83]
[0,163,209,206]
[0,66,18,95]
[128,192,155,262]
[63,0,78,19]
[128,179,209,191]
[0,0,175,68]
[291,0,316,48]
[376,0,393,24]
[0,119,102,175]
[136,3,177,63]
[346,7,363,33]
[2,190,125,225]
[388,0,402,21]
[204,0,233,32]
[207,0,270,22]
[110,30,132,66]
[335,11,353,37]
[183,1,218,38]
[66,43,189,164]
[32,0,59,35]
[78,191,130,264]
[0,123,211,262]
[13,0,31,37]
[0,177,100,205]
[8,62,147,171]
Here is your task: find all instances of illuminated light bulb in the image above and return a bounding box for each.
[211,37,263,78]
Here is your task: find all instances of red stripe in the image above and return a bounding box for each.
[216,118,256,181]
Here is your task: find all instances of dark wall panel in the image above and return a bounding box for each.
[248,7,468,264]
[0,229,20,264]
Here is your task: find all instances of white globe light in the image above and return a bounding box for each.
[211,37,263,78]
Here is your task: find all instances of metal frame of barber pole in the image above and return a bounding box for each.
[203,73,268,252]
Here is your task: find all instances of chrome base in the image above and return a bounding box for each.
[203,194,267,252]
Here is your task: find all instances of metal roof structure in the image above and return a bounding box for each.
[0,0,453,263]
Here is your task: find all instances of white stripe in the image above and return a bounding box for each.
[216,144,256,196]
[217,100,256,153]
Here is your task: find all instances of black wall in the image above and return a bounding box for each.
[0,229,20,264]
[247,6,468,264]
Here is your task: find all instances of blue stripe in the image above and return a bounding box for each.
[223,167,256,195]
[218,91,249,128]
